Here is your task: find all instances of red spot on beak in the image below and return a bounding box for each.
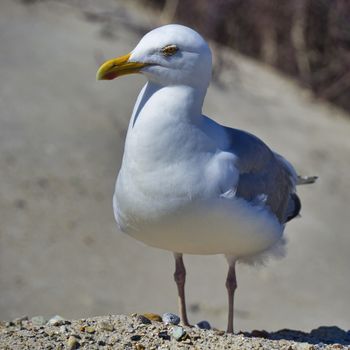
[104,71,118,80]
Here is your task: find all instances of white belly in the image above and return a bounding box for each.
[114,118,283,257]
[114,191,283,257]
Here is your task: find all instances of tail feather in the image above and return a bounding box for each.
[297,175,318,185]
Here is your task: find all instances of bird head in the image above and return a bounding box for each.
[97,24,212,88]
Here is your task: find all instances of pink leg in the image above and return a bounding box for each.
[225,258,237,333]
[173,253,190,326]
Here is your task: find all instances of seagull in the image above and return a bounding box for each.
[96,24,316,333]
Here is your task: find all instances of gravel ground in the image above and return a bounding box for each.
[1,314,349,349]
[1,0,350,333]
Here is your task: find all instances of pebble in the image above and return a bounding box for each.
[85,326,95,334]
[31,316,47,327]
[195,320,211,330]
[162,312,180,325]
[171,326,186,341]
[130,334,142,341]
[142,313,162,322]
[48,315,65,326]
[127,326,135,333]
[215,330,225,336]
[67,335,80,350]
[137,315,152,325]
[158,331,171,340]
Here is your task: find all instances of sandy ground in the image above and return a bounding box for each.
[1,314,350,349]
[1,0,350,333]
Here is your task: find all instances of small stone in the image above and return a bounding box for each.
[162,312,180,325]
[195,320,211,330]
[130,334,142,341]
[31,316,46,327]
[97,340,106,346]
[127,326,135,333]
[142,313,162,322]
[85,326,95,334]
[171,326,186,341]
[99,321,114,331]
[48,315,65,326]
[67,335,80,350]
[215,330,225,336]
[137,315,152,325]
[158,331,171,340]
[135,344,145,350]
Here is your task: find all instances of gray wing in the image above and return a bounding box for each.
[223,127,298,224]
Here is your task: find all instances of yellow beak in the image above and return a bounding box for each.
[96,53,148,80]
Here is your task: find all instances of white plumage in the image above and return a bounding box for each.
[97,24,315,333]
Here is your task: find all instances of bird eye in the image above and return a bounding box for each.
[161,45,178,56]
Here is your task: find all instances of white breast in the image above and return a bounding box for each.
[113,82,283,257]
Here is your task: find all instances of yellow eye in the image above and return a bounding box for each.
[161,45,178,56]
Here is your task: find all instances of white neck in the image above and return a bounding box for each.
[131,81,207,127]
[122,81,208,170]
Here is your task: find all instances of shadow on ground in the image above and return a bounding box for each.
[245,326,350,346]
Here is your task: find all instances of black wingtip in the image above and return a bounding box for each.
[286,193,301,222]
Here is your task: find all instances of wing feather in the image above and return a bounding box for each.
[224,127,297,223]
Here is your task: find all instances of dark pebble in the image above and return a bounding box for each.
[130,335,142,341]
[137,315,151,325]
[158,331,171,341]
[196,320,211,330]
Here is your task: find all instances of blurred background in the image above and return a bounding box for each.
[0,0,350,332]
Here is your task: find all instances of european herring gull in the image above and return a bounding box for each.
[97,24,316,333]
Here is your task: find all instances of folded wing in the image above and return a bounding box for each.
[224,127,302,224]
